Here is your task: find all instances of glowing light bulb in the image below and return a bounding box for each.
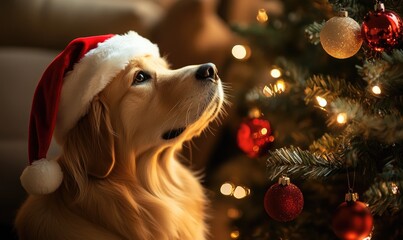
[220,182,234,196]
[232,45,250,60]
[260,128,268,135]
[256,9,269,23]
[372,85,381,95]
[270,68,282,78]
[316,96,328,107]
[230,230,240,239]
[233,186,250,199]
[336,113,347,124]
[275,79,285,92]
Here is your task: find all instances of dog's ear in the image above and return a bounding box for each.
[75,98,116,178]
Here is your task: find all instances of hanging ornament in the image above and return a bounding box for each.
[264,176,304,222]
[361,2,402,52]
[320,10,363,59]
[236,117,273,158]
[332,192,374,240]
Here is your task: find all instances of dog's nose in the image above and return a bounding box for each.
[195,63,217,81]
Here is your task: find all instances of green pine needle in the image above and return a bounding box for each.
[364,180,403,215]
[304,22,324,45]
[267,146,343,180]
[304,75,363,105]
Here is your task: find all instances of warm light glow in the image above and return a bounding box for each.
[220,182,234,196]
[233,186,250,199]
[270,68,282,78]
[336,113,347,124]
[372,85,381,95]
[252,145,260,153]
[263,80,286,97]
[256,9,269,23]
[248,107,262,118]
[230,230,240,239]
[260,128,268,135]
[276,79,286,92]
[232,45,250,60]
[391,182,399,195]
[227,208,241,219]
[316,96,327,107]
[263,85,273,97]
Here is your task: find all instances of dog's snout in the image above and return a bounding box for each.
[195,63,217,82]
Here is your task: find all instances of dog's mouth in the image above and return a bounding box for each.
[162,127,186,140]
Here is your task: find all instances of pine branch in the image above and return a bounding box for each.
[364,159,403,215]
[304,21,323,45]
[366,96,403,117]
[328,0,369,19]
[275,57,309,88]
[266,146,343,180]
[309,133,343,154]
[357,50,403,96]
[262,84,285,98]
[304,75,364,105]
[364,180,403,215]
[328,98,364,126]
[248,57,311,112]
[349,114,403,144]
[327,98,403,144]
[260,58,308,98]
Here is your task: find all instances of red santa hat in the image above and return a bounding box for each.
[20,31,160,195]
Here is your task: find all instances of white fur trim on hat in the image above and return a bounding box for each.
[54,31,160,143]
[20,158,63,195]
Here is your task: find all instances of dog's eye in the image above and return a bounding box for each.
[132,71,151,85]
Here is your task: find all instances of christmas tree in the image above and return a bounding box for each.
[206,0,403,239]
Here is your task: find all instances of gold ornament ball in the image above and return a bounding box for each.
[320,13,362,59]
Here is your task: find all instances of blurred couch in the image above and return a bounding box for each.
[0,48,58,238]
[0,0,237,238]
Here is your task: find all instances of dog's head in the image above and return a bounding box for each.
[105,56,224,151]
[62,55,225,179]
[20,31,227,197]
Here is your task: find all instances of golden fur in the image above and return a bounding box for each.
[16,56,225,239]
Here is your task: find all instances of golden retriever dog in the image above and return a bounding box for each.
[16,52,226,239]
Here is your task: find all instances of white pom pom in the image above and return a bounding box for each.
[20,158,63,195]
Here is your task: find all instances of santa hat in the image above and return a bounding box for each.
[20,31,160,195]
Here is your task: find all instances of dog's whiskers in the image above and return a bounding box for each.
[185,102,193,128]
[160,101,182,130]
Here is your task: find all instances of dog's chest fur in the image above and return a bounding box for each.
[76,153,207,240]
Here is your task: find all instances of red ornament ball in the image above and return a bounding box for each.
[361,4,402,52]
[332,201,374,240]
[237,118,273,158]
[263,178,304,222]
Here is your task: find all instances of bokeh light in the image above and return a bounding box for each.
[336,113,347,124]
[220,182,234,196]
[316,96,328,107]
[371,85,381,95]
[270,68,282,78]
[232,45,251,60]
